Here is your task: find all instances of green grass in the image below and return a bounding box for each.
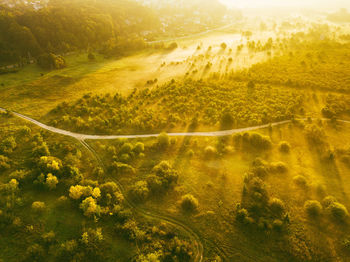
[91,121,350,261]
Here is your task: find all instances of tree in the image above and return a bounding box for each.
[88,52,95,61]
[279,141,291,153]
[0,155,10,170]
[32,201,46,212]
[328,202,348,222]
[204,146,217,159]
[269,198,285,216]
[80,197,101,217]
[133,142,145,154]
[304,200,322,217]
[37,53,66,70]
[45,173,58,190]
[130,181,149,202]
[69,185,87,200]
[180,194,199,213]
[158,132,170,149]
[220,112,234,130]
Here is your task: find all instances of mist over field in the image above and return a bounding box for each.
[1,0,350,261]
[220,0,350,9]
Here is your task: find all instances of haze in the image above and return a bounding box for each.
[220,0,350,10]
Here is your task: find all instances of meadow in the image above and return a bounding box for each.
[1,5,350,261]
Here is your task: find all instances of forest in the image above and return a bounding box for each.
[0,0,159,66]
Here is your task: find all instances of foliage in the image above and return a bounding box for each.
[304,200,323,217]
[180,194,199,213]
[49,79,303,134]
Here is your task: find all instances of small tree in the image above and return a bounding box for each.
[88,52,95,61]
[158,132,170,149]
[304,200,322,217]
[45,173,58,190]
[180,194,199,213]
[130,181,149,202]
[329,202,349,222]
[220,112,234,130]
[279,141,291,153]
[269,198,285,217]
[32,201,46,213]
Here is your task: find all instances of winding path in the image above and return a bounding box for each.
[2,107,350,261]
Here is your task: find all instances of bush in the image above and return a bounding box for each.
[158,132,170,149]
[130,181,149,202]
[204,146,217,159]
[32,201,46,212]
[243,132,272,150]
[328,202,349,221]
[45,173,58,190]
[305,124,326,145]
[272,219,283,232]
[304,200,322,217]
[88,52,95,61]
[269,198,285,216]
[279,141,291,153]
[220,112,234,130]
[293,175,308,188]
[236,208,249,222]
[38,53,66,70]
[269,162,288,173]
[133,142,145,154]
[180,194,199,213]
[322,196,337,208]
[80,197,101,217]
[221,42,227,49]
[0,155,10,170]
[119,143,133,154]
[167,42,178,50]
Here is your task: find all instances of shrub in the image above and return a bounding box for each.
[37,53,66,70]
[158,132,170,149]
[88,52,95,61]
[305,124,326,145]
[45,173,58,190]
[133,142,145,154]
[32,201,46,212]
[293,175,308,188]
[269,198,285,216]
[269,162,288,173]
[204,146,217,159]
[220,112,234,130]
[328,202,348,221]
[119,143,133,155]
[221,42,227,49]
[272,219,283,232]
[80,197,101,217]
[130,181,149,202]
[236,208,249,222]
[279,141,291,153]
[167,42,178,50]
[180,194,199,213]
[244,132,272,150]
[0,155,10,170]
[322,196,337,208]
[304,200,322,217]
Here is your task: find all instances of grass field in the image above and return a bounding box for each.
[89,120,350,261]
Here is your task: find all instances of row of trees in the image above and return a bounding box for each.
[48,79,303,135]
